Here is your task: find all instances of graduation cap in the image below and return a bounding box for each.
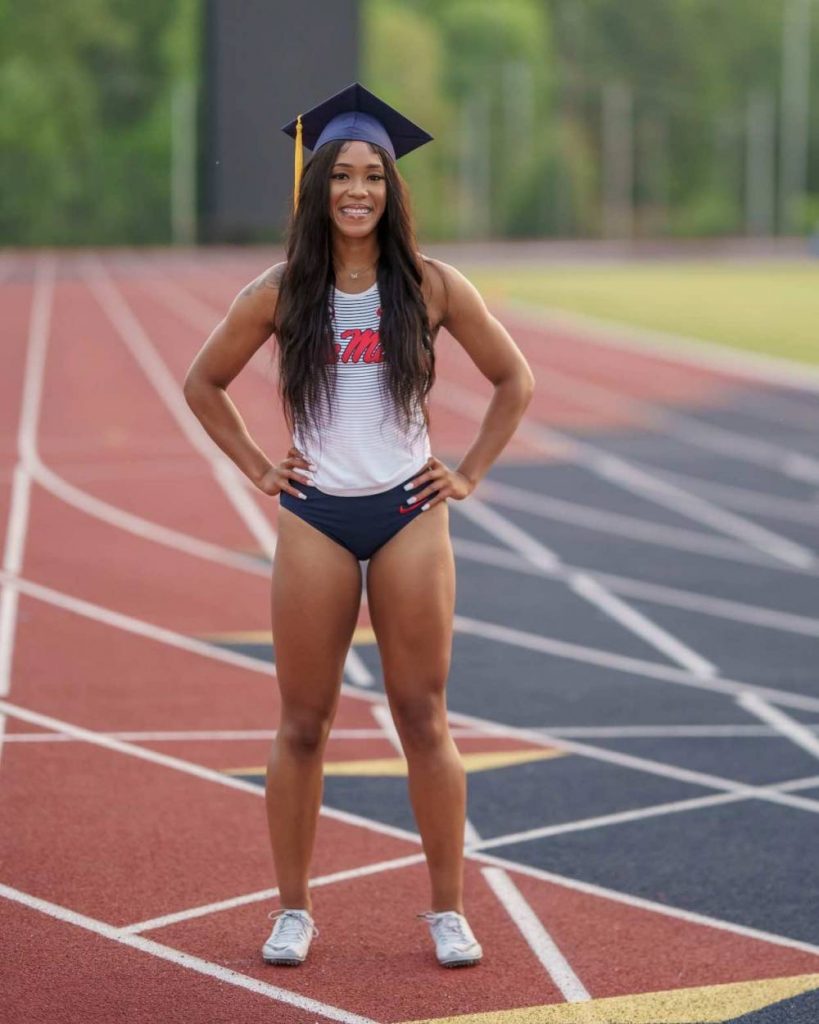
[281,83,433,211]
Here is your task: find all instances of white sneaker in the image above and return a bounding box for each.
[262,908,318,965]
[418,910,483,967]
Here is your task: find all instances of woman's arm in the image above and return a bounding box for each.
[410,259,535,507]
[182,263,311,497]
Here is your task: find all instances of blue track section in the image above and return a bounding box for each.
[332,376,819,963]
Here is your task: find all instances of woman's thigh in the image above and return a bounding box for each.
[272,507,363,718]
[365,503,455,702]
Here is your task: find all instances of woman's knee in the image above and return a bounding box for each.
[277,707,335,756]
[389,690,448,752]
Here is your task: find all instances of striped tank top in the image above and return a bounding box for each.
[292,281,431,496]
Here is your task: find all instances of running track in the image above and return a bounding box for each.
[2,248,819,1023]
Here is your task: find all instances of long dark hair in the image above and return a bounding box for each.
[272,139,434,442]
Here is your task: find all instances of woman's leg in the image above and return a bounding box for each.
[365,503,465,913]
[266,507,362,913]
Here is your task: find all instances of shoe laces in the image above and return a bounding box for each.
[267,909,319,943]
[417,910,473,945]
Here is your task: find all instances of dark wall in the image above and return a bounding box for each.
[200,0,359,242]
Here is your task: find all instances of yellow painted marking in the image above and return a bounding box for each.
[224,747,565,779]
[202,626,377,646]
[398,972,819,1024]
[351,626,377,645]
[204,630,272,644]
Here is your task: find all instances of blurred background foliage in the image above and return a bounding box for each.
[1,0,817,244]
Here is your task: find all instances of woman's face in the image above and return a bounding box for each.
[328,140,387,239]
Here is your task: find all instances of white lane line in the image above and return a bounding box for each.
[463,816,483,846]
[437,379,816,571]
[536,724,817,738]
[134,270,224,336]
[502,301,819,394]
[525,355,819,486]
[0,255,54,770]
[0,884,379,1024]
[9,545,819,748]
[453,498,560,573]
[739,693,819,761]
[589,569,819,638]
[12,655,818,931]
[81,258,278,560]
[122,851,427,934]
[567,572,716,679]
[0,469,31,702]
[453,534,819,639]
[0,569,275,677]
[6,263,291,590]
[28,452,268,576]
[455,498,717,679]
[338,675,819,818]
[9,724,818,745]
[344,646,375,688]
[452,611,819,715]
[476,848,819,959]
[431,699,819,816]
[8,555,819,727]
[453,534,819,638]
[471,792,757,851]
[370,703,402,755]
[587,451,816,570]
[0,698,421,847]
[475,478,808,570]
[10,670,816,962]
[2,726,494,743]
[479,774,818,847]
[661,413,819,486]
[145,266,817,584]
[8,700,816,971]
[0,699,269,796]
[371,704,483,845]
[481,867,591,1002]
[645,467,819,526]
[728,389,819,432]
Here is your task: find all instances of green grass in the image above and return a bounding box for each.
[465,261,819,365]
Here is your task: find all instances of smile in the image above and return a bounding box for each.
[339,206,372,218]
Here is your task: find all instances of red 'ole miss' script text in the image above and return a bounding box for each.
[330,328,384,364]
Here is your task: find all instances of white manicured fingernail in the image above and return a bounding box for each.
[403,481,414,490]
[298,492,307,500]
[406,496,416,505]
[421,503,430,511]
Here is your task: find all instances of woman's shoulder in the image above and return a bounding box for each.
[236,261,287,301]
[418,254,456,325]
[418,255,483,326]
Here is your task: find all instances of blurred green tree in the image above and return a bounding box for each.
[0,0,196,244]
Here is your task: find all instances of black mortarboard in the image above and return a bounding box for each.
[281,83,433,210]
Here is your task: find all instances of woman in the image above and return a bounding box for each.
[183,84,534,969]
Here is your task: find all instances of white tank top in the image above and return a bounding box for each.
[292,281,431,496]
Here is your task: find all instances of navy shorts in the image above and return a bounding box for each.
[279,466,431,561]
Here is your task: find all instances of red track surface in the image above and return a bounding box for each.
[2,250,816,1023]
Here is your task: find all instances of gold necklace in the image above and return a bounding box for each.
[336,261,377,280]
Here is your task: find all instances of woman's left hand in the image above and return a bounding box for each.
[405,455,475,511]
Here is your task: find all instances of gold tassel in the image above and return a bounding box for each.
[293,115,303,212]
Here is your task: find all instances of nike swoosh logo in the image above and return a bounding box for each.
[399,503,422,515]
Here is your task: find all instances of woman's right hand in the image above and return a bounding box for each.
[256,446,315,499]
